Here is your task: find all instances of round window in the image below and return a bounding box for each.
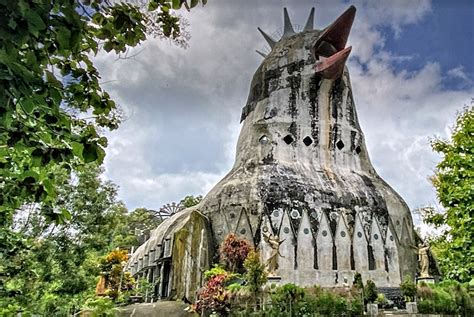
[259,135,269,145]
[290,210,300,219]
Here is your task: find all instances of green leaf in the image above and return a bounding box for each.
[25,10,46,36]
[56,27,71,50]
[45,70,63,88]
[71,142,84,159]
[82,143,98,163]
[21,98,36,114]
[97,137,108,147]
[21,170,39,181]
[148,0,160,11]
[42,179,55,196]
[8,18,17,30]
[190,0,199,8]
[61,208,72,221]
[172,0,181,10]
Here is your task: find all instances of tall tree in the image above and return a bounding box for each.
[2,165,129,314]
[425,104,473,282]
[0,0,205,309]
[0,0,203,223]
[180,194,203,208]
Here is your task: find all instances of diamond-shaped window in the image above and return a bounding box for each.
[303,136,313,146]
[283,135,294,145]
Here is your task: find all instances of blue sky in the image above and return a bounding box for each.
[381,0,473,90]
[94,0,473,235]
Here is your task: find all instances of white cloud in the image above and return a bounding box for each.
[448,66,472,84]
[92,0,472,217]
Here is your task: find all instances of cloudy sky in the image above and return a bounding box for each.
[93,0,473,228]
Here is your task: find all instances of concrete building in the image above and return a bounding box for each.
[126,5,417,301]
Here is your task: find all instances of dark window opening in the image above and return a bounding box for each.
[350,245,355,270]
[294,243,298,270]
[303,136,313,146]
[368,245,376,270]
[313,41,337,60]
[313,243,319,270]
[161,261,171,298]
[355,146,361,154]
[332,243,337,270]
[283,134,294,145]
[336,140,345,150]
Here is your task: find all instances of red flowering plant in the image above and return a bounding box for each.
[190,234,253,315]
[219,233,252,273]
[193,270,232,316]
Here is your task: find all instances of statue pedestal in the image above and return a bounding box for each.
[406,302,418,314]
[417,277,435,285]
[366,303,378,316]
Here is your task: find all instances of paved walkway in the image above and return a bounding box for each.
[115,301,197,317]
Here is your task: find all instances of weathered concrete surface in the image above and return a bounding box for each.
[367,303,378,316]
[197,22,417,287]
[126,209,213,301]
[115,302,197,317]
[406,302,418,314]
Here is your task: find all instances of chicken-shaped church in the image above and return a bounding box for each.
[126,6,417,301]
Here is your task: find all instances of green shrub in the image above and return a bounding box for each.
[364,280,378,303]
[307,291,346,315]
[438,280,474,315]
[400,275,417,302]
[226,283,242,292]
[243,250,267,295]
[204,264,229,280]
[268,283,306,316]
[377,293,389,308]
[417,280,474,316]
[267,285,363,317]
[348,297,364,316]
[418,288,457,315]
[353,272,364,290]
[84,297,115,317]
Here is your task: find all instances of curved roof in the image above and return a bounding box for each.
[126,207,197,270]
